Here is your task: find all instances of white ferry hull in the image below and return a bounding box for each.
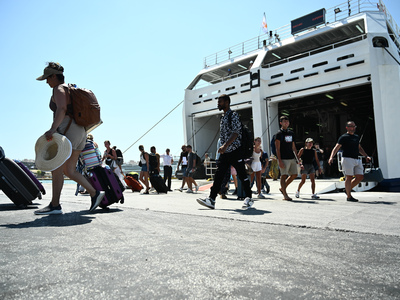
[183,1,400,192]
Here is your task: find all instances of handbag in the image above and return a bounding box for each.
[245,163,253,175]
[362,168,384,182]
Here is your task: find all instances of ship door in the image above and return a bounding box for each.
[275,84,377,178]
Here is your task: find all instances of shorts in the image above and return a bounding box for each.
[251,161,262,172]
[141,164,148,172]
[301,163,315,175]
[341,157,363,176]
[57,116,86,151]
[185,168,195,178]
[182,165,187,177]
[279,159,298,176]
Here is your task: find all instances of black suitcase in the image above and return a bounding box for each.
[236,175,251,200]
[150,174,168,194]
[0,151,42,208]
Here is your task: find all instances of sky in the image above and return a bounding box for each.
[1,0,399,162]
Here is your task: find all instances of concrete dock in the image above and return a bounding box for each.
[1,178,399,299]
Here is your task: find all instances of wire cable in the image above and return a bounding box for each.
[122,100,183,154]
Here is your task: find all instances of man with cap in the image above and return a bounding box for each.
[34,62,105,214]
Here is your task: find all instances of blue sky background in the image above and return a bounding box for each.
[1,0,399,162]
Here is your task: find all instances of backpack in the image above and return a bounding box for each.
[193,152,202,168]
[227,111,253,159]
[115,148,124,166]
[148,153,158,171]
[67,84,101,129]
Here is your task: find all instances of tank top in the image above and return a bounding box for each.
[49,84,73,117]
[140,152,147,164]
[105,149,113,166]
[252,150,262,162]
[302,148,315,164]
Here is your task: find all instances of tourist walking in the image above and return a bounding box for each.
[275,116,300,201]
[138,145,150,194]
[34,62,105,214]
[197,94,253,209]
[295,138,321,199]
[328,121,371,202]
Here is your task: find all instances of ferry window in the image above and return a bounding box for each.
[337,54,355,61]
[372,37,389,48]
[291,68,305,74]
[313,61,328,68]
[271,73,283,79]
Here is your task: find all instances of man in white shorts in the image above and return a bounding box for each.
[328,121,371,202]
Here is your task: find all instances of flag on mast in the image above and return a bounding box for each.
[261,13,268,33]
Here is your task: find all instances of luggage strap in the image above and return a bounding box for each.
[62,86,75,135]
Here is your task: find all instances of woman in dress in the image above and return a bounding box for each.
[250,137,266,199]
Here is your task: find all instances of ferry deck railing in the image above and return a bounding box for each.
[203,0,399,68]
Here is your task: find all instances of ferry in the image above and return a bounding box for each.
[182,0,400,192]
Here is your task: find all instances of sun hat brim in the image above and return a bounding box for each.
[35,133,72,171]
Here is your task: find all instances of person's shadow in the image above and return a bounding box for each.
[0,207,122,228]
[223,208,272,216]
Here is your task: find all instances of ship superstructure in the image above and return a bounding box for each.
[183,0,400,191]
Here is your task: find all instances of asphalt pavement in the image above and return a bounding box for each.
[1,178,399,299]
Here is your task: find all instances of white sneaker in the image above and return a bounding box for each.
[295,191,300,198]
[195,185,199,193]
[311,194,320,199]
[257,193,265,199]
[196,197,215,209]
[242,197,254,209]
[186,189,193,193]
[179,187,183,192]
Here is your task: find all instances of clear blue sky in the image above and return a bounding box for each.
[1,0,399,162]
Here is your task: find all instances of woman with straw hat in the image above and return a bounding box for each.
[34,62,105,214]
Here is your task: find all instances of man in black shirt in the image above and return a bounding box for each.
[197,94,253,209]
[328,121,371,202]
[275,116,300,200]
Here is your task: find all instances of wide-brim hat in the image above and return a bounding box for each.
[35,133,72,171]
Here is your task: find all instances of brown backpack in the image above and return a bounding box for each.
[63,84,101,133]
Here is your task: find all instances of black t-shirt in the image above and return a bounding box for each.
[337,133,360,159]
[301,148,315,164]
[180,151,188,166]
[275,129,295,159]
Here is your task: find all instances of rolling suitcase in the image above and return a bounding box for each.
[86,165,124,208]
[0,147,42,208]
[15,160,46,197]
[125,175,143,192]
[236,175,251,200]
[150,174,168,194]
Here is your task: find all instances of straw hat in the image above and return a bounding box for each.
[35,133,72,171]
